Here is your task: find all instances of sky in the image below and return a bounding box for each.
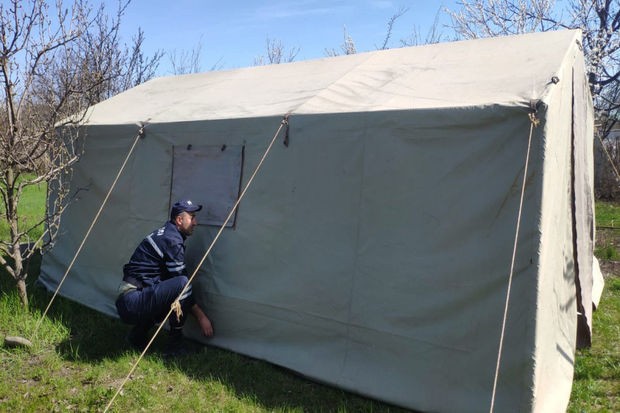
[119,0,459,76]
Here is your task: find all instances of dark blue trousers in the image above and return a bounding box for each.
[116,276,192,334]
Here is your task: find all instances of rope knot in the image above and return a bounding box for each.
[528,100,541,128]
[171,300,183,322]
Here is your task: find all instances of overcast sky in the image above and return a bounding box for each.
[119,0,458,75]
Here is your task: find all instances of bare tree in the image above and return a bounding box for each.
[169,37,204,75]
[447,0,561,38]
[254,37,300,66]
[447,0,620,198]
[447,0,620,137]
[326,6,447,57]
[119,28,163,90]
[378,6,409,50]
[324,26,357,57]
[0,0,161,307]
[401,8,452,46]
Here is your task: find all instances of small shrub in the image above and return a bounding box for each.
[595,244,620,260]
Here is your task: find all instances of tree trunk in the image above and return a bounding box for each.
[5,168,27,308]
[16,278,28,308]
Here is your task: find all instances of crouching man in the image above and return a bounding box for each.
[116,199,213,356]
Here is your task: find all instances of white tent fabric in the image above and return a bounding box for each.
[39,29,600,412]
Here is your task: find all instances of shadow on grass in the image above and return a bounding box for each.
[50,301,411,412]
[11,255,413,413]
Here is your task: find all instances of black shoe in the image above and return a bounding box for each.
[126,326,149,352]
[163,335,192,358]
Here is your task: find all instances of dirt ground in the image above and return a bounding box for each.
[599,260,620,276]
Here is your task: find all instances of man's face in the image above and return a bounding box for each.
[176,211,198,236]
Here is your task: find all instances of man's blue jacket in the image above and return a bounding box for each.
[123,221,191,290]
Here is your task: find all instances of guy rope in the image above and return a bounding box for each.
[489,108,538,413]
[597,133,620,186]
[103,113,290,412]
[32,123,146,339]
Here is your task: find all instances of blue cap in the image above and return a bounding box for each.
[170,199,202,220]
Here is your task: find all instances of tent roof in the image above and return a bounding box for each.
[85,29,582,125]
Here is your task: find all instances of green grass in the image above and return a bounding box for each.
[595,244,620,260]
[568,276,620,412]
[558,201,619,411]
[1,257,617,412]
[0,174,47,242]
[595,201,620,260]
[0,266,407,412]
[2,182,409,412]
[0,191,618,411]
[596,201,620,228]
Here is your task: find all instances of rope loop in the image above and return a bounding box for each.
[528,100,541,127]
[528,112,540,127]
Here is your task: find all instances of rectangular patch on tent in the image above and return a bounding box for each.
[171,144,243,227]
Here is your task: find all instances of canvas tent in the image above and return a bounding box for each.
[39,29,602,412]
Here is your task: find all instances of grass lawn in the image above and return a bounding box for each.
[0,185,411,412]
[568,274,620,412]
[0,176,47,242]
[0,261,410,412]
[568,201,620,411]
[0,195,618,411]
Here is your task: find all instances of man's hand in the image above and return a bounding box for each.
[191,303,214,337]
[197,314,214,337]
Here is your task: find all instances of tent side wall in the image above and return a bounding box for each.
[530,39,595,412]
[170,108,546,413]
[42,106,550,412]
[531,72,577,412]
[39,117,285,317]
[571,41,597,347]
